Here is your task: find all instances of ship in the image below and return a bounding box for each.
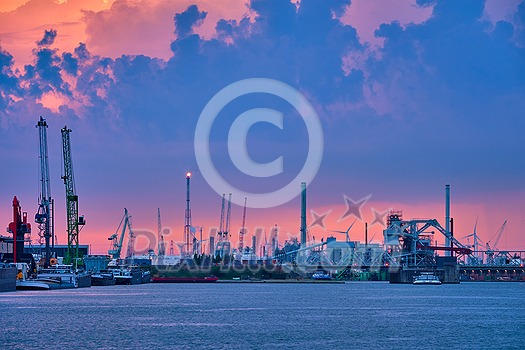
[110,266,142,285]
[151,276,218,283]
[311,272,331,280]
[141,270,151,284]
[413,272,442,285]
[37,264,91,289]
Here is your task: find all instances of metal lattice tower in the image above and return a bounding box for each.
[184,172,192,257]
[218,194,226,244]
[158,208,165,256]
[225,193,232,242]
[61,126,84,265]
[35,117,53,267]
[239,197,247,251]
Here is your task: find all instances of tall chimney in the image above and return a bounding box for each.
[300,182,307,247]
[252,235,257,258]
[445,184,450,257]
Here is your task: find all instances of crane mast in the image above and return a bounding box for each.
[225,193,232,242]
[218,194,225,243]
[239,197,247,251]
[35,117,53,267]
[61,126,85,265]
[158,208,165,256]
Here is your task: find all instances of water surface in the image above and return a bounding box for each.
[1,282,523,349]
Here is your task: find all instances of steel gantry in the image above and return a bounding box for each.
[383,212,473,269]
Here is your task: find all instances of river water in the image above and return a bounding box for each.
[1,282,524,350]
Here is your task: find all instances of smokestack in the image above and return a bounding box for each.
[252,235,256,257]
[365,222,368,249]
[445,184,450,257]
[300,182,307,247]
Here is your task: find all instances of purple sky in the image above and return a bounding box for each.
[0,0,524,254]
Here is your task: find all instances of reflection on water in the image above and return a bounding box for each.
[0,282,524,350]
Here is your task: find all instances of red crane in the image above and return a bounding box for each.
[7,196,31,264]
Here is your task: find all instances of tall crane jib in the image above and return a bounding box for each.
[35,117,53,267]
[61,126,85,265]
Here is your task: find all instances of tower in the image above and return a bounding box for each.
[300,182,307,247]
[184,172,192,257]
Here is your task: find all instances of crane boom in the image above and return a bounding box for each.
[61,126,85,265]
[491,220,507,251]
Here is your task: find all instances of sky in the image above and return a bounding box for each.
[0,0,524,255]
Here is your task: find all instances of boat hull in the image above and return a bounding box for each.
[91,274,116,286]
[16,280,50,290]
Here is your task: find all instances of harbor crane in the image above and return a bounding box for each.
[35,117,53,267]
[215,194,232,257]
[108,208,133,259]
[61,126,85,265]
[486,220,507,252]
[485,220,507,265]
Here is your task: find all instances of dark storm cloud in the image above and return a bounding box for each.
[61,52,79,76]
[174,4,207,38]
[0,46,21,111]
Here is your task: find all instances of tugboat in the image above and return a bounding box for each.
[413,272,442,285]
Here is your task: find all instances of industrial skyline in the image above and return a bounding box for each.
[0,0,524,254]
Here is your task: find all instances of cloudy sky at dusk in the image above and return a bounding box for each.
[0,0,524,254]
